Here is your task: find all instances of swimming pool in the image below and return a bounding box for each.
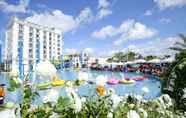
[0,70,162,104]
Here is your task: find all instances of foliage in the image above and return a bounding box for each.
[7,74,21,92]
[51,59,61,69]
[169,34,186,52]
[20,84,39,118]
[27,102,53,118]
[107,51,138,62]
[144,55,159,61]
[162,34,186,110]
[18,88,184,118]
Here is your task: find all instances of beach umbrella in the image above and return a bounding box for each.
[35,61,57,78]
[134,59,146,63]
[148,59,161,63]
[124,61,135,65]
[161,57,174,63]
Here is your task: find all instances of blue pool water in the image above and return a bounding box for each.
[58,70,161,99]
[0,70,162,104]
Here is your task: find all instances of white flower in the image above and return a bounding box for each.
[107,112,113,118]
[110,93,122,109]
[78,72,88,81]
[138,108,148,118]
[182,88,186,99]
[81,97,86,103]
[160,94,173,108]
[43,89,59,103]
[66,87,82,112]
[127,110,140,118]
[96,75,107,86]
[35,61,57,78]
[74,96,82,113]
[66,87,77,99]
[142,87,150,93]
[49,112,59,118]
[65,81,73,87]
[0,109,16,118]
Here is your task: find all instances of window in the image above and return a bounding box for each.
[29,27,33,32]
[29,33,33,36]
[19,24,23,30]
[29,49,32,52]
[29,43,33,47]
[29,38,32,42]
[18,35,23,40]
[36,29,39,32]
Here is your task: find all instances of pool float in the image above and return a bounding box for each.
[119,79,135,84]
[0,84,5,105]
[132,76,147,81]
[37,82,51,90]
[107,77,119,85]
[51,80,65,86]
[51,76,65,86]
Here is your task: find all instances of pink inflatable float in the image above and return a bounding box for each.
[107,77,119,85]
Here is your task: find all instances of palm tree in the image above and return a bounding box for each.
[170,34,186,52]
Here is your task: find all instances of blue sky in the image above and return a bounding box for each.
[0,0,186,57]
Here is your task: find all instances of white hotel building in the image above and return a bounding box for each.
[4,17,63,73]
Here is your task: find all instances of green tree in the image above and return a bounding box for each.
[144,55,159,61]
[170,34,186,52]
[162,34,186,110]
[107,51,138,62]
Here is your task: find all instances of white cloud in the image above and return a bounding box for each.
[154,0,186,10]
[144,10,153,16]
[98,0,110,8]
[159,18,171,23]
[113,21,158,46]
[92,19,158,46]
[104,36,181,57]
[97,8,112,19]
[96,0,112,19]
[26,7,93,33]
[92,25,117,38]
[65,48,78,55]
[126,22,158,39]
[126,36,181,56]
[76,7,93,24]
[0,0,29,13]
[83,48,94,54]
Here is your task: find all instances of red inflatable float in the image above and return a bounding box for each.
[132,76,147,81]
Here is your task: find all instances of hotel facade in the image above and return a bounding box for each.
[4,17,63,73]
